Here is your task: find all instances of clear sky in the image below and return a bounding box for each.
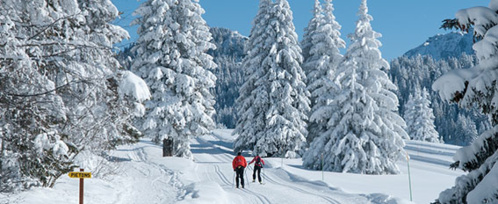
[111,0,487,60]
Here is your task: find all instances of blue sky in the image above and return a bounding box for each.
[111,0,486,60]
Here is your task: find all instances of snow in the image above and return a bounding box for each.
[431,1,498,202]
[431,67,476,103]
[1,129,464,204]
[234,0,309,158]
[118,71,151,102]
[131,0,217,157]
[303,0,407,175]
[466,152,498,203]
[403,31,474,60]
[456,7,498,37]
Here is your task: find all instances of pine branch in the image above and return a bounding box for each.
[440,18,461,30]
[21,41,110,50]
[27,12,83,41]
[5,80,88,97]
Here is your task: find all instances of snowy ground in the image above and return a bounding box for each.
[0,129,464,204]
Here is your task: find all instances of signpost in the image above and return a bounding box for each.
[68,171,92,179]
[69,169,92,204]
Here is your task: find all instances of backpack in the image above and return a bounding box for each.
[256,157,261,166]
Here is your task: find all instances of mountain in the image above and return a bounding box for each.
[403,31,474,60]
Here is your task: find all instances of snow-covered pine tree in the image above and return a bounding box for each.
[233,0,272,153]
[234,0,310,158]
[404,86,441,143]
[132,0,217,159]
[301,0,345,145]
[303,0,407,174]
[403,93,416,139]
[454,114,478,145]
[301,0,324,66]
[0,0,141,191]
[432,1,498,203]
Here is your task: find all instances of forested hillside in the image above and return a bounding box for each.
[207,28,247,128]
[389,54,490,145]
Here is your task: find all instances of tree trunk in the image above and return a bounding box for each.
[163,138,173,157]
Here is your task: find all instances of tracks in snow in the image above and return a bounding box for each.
[192,134,351,204]
[193,136,275,204]
[260,169,341,204]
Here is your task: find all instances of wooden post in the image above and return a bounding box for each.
[406,154,413,201]
[68,169,91,203]
[79,168,84,204]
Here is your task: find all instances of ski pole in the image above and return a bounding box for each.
[247,166,254,181]
[233,171,235,188]
[244,167,250,187]
[261,166,264,182]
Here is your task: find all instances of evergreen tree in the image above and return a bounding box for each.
[234,0,310,158]
[303,0,407,174]
[302,0,345,145]
[233,0,272,154]
[454,114,477,145]
[433,1,498,203]
[132,0,217,159]
[404,86,441,143]
[301,0,324,65]
[0,0,140,191]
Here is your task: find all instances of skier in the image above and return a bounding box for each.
[232,152,247,188]
[248,154,265,184]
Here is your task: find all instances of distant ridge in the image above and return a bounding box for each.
[208,27,247,59]
[403,31,474,60]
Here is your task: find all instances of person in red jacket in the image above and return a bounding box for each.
[232,152,247,188]
[248,154,265,184]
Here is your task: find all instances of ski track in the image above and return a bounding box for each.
[196,153,272,203]
[241,188,272,204]
[260,170,341,204]
[406,141,460,152]
[193,135,345,204]
[115,144,184,204]
[213,165,232,186]
[405,145,454,157]
[408,154,453,167]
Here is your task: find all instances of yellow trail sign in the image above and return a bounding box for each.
[68,172,92,179]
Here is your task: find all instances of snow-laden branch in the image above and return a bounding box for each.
[5,79,88,98]
[27,12,84,41]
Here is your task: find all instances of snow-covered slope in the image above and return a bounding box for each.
[403,31,474,60]
[0,129,463,204]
